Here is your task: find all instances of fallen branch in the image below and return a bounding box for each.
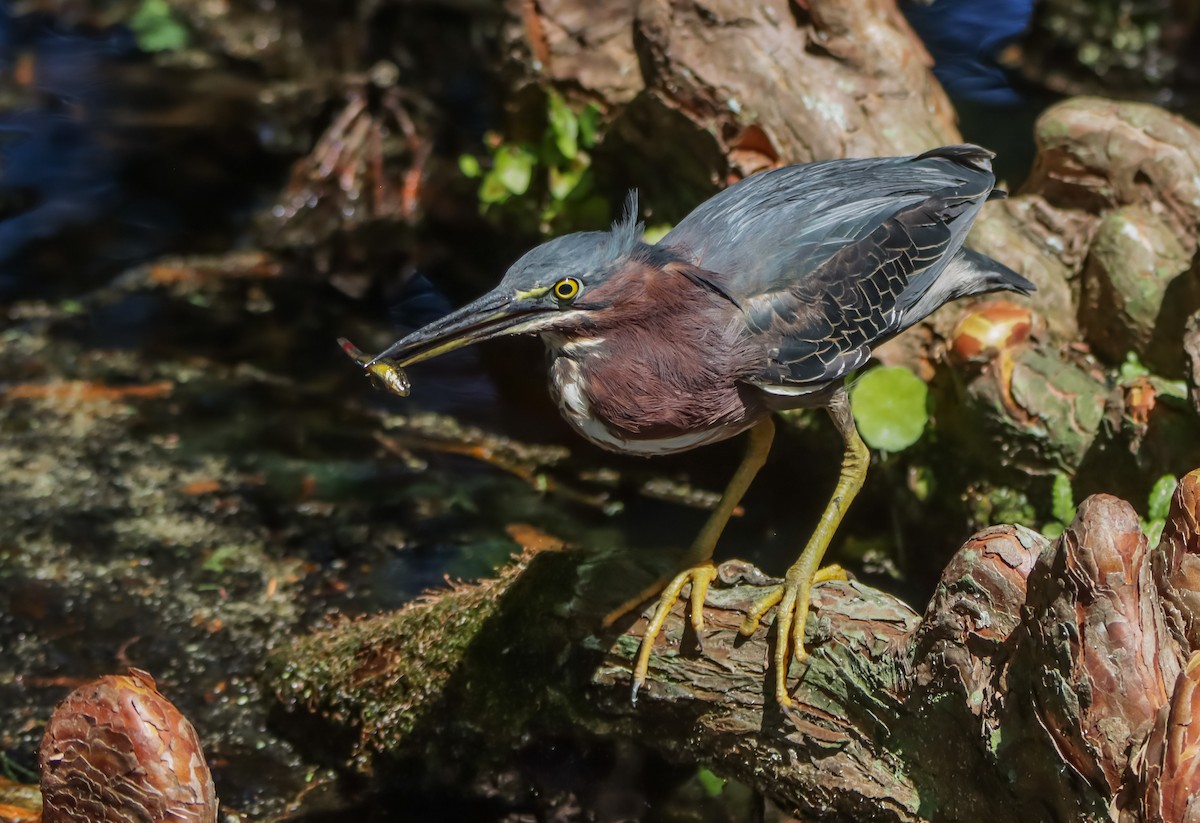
[266,470,1200,822]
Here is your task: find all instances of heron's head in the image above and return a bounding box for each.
[369,196,692,368]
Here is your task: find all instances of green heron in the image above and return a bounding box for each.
[359,144,1034,706]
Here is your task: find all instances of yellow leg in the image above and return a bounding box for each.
[608,418,776,703]
[739,387,869,707]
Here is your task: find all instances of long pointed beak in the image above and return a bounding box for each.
[369,289,547,368]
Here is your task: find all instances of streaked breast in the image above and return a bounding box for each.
[544,336,747,456]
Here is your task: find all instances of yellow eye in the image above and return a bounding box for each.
[553,277,581,301]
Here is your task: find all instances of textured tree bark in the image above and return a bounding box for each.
[934,99,1200,495]
[499,0,960,217]
[267,471,1200,822]
[39,671,216,823]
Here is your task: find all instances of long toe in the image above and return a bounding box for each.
[742,563,845,707]
[630,562,717,703]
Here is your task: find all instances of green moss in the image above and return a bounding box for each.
[264,544,592,754]
[268,575,501,745]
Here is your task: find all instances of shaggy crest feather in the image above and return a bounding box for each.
[606,190,644,261]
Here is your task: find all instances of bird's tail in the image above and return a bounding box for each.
[959,247,1036,295]
[894,246,1034,332]
[915,144,997,173]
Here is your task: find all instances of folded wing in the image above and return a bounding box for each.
[659,145,1032,395]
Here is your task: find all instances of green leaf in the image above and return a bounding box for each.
[578,103,601,148]
[1144,518,1167,545]
[493,145,536,195]
[458,154,482,179]
[1118,350,1150,382]
[1042,521,1066,540]
[1147,474,1177,522]
[1118,350,1188,398]
[849,367,929,452]
[547,92,579,160]
[548,154,590,201]
[695,768,725,798]
[1050,472,1076,525]
[129,0,189,52]
[978,485,1038,528]
[203,545,242,574]
[478,169,512,205]
[908,464,934,502]
[1151,376,1190,400]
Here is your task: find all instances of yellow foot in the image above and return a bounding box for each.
[626,561,718,704]
[738,564,847,707]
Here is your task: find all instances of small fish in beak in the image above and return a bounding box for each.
[338,337,411,397]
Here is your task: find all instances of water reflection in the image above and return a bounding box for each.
[0,6,273,300]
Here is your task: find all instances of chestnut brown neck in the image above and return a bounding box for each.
[548,261,763,441]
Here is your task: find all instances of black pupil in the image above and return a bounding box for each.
[558,282,573,297]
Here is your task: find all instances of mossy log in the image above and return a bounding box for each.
[266,471,1200,822]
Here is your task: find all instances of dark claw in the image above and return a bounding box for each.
[630,679,642,706]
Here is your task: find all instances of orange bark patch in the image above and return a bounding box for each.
[4,382,173,403]
[505,523,567,553]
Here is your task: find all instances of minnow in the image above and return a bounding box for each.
[338,337,411,397]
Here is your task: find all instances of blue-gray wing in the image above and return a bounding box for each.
[660,145,1020,394]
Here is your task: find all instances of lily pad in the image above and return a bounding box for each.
[849,366,929,452]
